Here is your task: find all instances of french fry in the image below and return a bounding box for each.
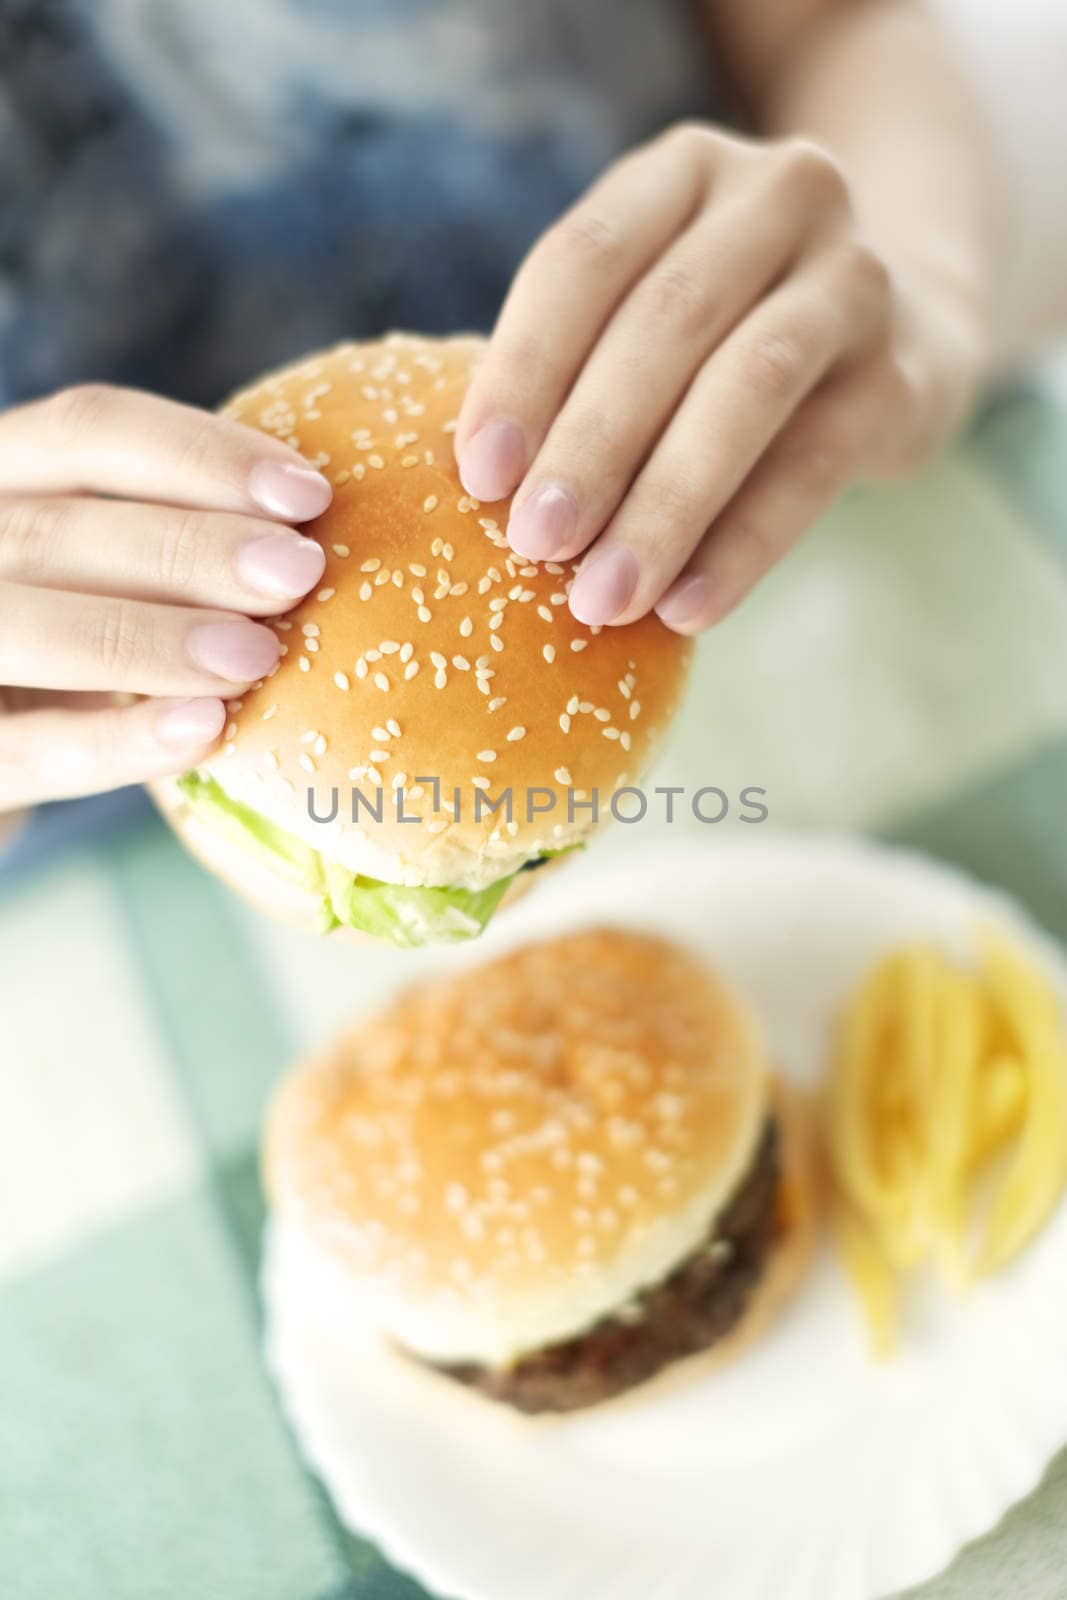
[836,1204,898,1358]
[926,960,982,1281]
[966,1054,1026,1173]
[826,925,1067,1353]
[973,935,1067,1275]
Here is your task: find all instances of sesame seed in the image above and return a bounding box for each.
[224,721,237,741]
[366,649,382,663]
[555,766,572,785]
[506,819,518,836]
[400,641,413,662]
[332,544,350,557]
[431,538,443,557]
[367,766,382,786]
[619,680,632,699]
[571,639,588,652]
[374,569,390,586]
[355,658,368,679]
[305,638,319,654]
[352,462,366,481]
[506,726,526,742]
[604,726,620,740]
[453,655,470,671]
[443,543,455,561]
[430,652,446,669]
[380,640,400,654]
[459,616,473,637]
[560,713,571,733]
[368,454,384,469]
[370,749,390,763]
[262,705,278,721]
[334,671,350,692]
[392,570,403,588]
[543,644,556,663]
[472,776,490,791]
[401,454,418,467]
[423,495,438,513]
[594,707,611,723]
[579,700,593,714]
[298,656,310,672]
[488,697,506,711]
[477,749,497,762]
[489,614,504,631]
[537,605,553,623]
[621,731,632,751]
[404,661,419,679]
[490,634,503,652]
[374,672,389,691]
[550,592,567,606]
[275,620,292,631]
[299,753,315,774]
[313,735,327,756]
[417,606,432,622]
[412,587,425,604]
[443,417,458,433]
[434,670,447,689]
[630,700,641,719]
[372,726,390,742]
[317,587,335,602]
[299,729,317,744]
[359,581,373,601]
[361,558,382,573]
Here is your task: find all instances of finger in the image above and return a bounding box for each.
[0,582,281,695]
[0,695,227,809]
[0,384,332,522]
[568,242,890,625]
[0,496,326,613]
[455,125,720,501]
[504,162,819,564]
[654,363,893,633]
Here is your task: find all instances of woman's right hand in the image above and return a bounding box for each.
[0,383,333,811]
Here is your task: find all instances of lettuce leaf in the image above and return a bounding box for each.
[175,772,515,946]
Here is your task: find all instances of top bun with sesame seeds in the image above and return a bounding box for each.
[152,334,692,946]
[265,927,817,1407]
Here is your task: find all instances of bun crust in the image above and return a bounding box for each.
[186,334,692,891]
[265,928,771,1366]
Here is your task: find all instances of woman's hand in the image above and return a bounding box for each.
[0,384,332,810]
[455,123,987,633]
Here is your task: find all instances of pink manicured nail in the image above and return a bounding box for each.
[237,533,325,598]
[156,696,227,748]
[248,459,332,520]
[507,483,578,560]
[186,620,280,682]
[655,575,710,632]
[458,419,526,502]
[569,548,639,625]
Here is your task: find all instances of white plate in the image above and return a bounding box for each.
[263,835,1067,1600]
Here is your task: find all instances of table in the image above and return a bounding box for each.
[3,375,1067,1600]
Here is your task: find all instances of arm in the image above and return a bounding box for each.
[710,0,1000,382]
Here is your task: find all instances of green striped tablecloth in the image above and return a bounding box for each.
[3,374,1067,1600]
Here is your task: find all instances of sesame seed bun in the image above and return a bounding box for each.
[155,333,692,908]
[264,928,812,1372]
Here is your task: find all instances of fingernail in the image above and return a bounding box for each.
[458,419,526,502]
[654,575,710,632]
[507,483,578,561]
[569,548,639,625]
[248,459,332,520]
[237,533,326,598]
[156,696,227,748]
[186,620,280,682]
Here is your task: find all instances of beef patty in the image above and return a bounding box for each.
[437,1118,779,1412]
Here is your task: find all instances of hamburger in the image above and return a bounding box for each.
[153,334,692,946]
[266,928,817,1412]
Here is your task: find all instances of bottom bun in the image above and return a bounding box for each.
[429,1076,818,1413]
[149,773,554,939]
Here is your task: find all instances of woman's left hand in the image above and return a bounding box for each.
[454,123,988,633]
